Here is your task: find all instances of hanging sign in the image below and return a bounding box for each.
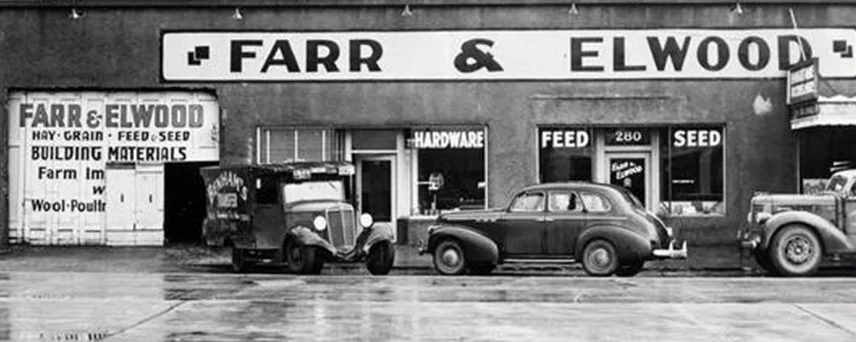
[163,29,856,81]
[786,58,819,105]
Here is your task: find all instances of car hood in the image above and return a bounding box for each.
[438,208,504,222]
[751,193,837,206]
[286,200,352,213]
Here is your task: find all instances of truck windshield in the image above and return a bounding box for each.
[283,180,345,204]
[825,175,848,193]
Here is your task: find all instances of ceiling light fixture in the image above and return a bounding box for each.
[732,2,745,15]
[232,8,243,20]
[568,2,579,16]
[69,8,83,20]
[401,4,414,17]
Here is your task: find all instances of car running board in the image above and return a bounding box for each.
[503,258,577,264]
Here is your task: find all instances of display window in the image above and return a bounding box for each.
[659,126,725,216]
[409,128,487,215]
[538,128,593,182]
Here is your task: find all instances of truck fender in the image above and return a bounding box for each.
[575,225,652,262]
[428,225,499,265]
[362,224,396,254]
[286,226,337,255]
[760,211,854,253]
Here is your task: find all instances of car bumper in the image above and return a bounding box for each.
[652,240,688,259]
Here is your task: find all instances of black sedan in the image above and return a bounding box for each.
[419,182,687,276]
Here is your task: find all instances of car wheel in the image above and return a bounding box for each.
[469,263,496,275]
[770,225,822,277]
[231,248,252,273]
[615,260,644,277]
[285,239,322,274]
[433,239,467,275]
[366,242,395,275]
[753,250,778,275]
[582,239,619,277]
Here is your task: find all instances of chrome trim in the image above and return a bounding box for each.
[652,240,688,259]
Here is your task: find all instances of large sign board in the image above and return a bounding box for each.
[163,29,856,81]
[8,91,220,244]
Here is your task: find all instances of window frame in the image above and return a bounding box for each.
[508,191,546,213]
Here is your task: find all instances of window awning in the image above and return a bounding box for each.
[790,95,856,130]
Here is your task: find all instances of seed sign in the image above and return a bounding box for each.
[163,29,856,81]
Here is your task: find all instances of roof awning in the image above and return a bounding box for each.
[790,95,856,130]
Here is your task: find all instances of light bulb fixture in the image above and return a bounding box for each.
[69,8,83,20]
[232,7,243,20]
[401,4,414,17]
[568,2,579,16]
[732,2,745,15]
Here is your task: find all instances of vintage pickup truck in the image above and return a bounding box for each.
[200,162,395,275]
[741,169,856,276]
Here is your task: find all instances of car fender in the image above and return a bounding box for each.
[428,225,499,265]
[286,226,337,255]
[760,211,854,253]
[575,225,652,261]
[362,224,396,254]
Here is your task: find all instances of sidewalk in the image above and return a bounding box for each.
[0,243,752,274]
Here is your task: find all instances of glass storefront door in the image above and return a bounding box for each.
[605,153,652,209]
[355,155,396,232]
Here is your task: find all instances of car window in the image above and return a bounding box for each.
[580,192,612,212]
[548,191,582,212]
[509,192,545,212]
[826,175,848,193]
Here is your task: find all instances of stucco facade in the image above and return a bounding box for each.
[3,1,854,246]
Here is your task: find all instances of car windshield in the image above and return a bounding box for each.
[283,180,345,204]
[826,175,849,193]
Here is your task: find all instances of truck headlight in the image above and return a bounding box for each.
[313,216,327,231]
[359,213,374,228]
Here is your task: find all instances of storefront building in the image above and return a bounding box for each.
[2,0,855,246]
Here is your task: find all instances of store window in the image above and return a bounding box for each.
[411,128,486,215]
[659,126,725,216]
[539,128,593,182]
[799,127,856,194]
[257,127,344,163]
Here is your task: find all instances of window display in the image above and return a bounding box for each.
[659,126,725,216]
[538,128,593,182]
[413,128,486,215]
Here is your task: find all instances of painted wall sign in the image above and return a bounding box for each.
[540,130,590,148]
[163,29,856,81]
[412,130,484,149]
[8,92,220,245]
[786,58,819,105]
[673,129,722,148]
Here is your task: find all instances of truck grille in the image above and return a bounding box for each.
[326,205,356,249]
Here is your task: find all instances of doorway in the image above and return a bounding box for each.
[355,155,396,235]
[605,152,652,209]
[164,162,217,244]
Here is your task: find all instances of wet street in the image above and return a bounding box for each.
[0,271,855,342]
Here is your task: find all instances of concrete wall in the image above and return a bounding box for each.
[2,4,854,245]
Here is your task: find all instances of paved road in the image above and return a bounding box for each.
[3,272,856,342]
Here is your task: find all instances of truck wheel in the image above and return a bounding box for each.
[582,239,619,277]
[615,260,644,277]
[366,242,395,275]
[231,248,252,273]
[285,239,322,274]
[770,225,822,277]
[433,239,467,275]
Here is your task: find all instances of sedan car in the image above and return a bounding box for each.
[419,182,687,276]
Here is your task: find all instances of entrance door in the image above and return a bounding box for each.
[605,153,652,209]
[356,155,396,235]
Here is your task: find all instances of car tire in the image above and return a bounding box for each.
[469,263,495,275]
[433,239,467,275]
[582,239,619,277]
[231,248,252,273]
[285,239,322,274]
[615,260,644,277]
[770,224,822,277]
[366,242,395,275]
[753,250,778,275]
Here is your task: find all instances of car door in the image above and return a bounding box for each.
[498,191,547,256]
[544,190,585,257]
[844,179,856,237]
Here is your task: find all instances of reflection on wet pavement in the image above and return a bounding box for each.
[2,273,856,341]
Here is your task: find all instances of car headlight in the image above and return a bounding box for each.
[313,215,327,231]
[359,213,374,228]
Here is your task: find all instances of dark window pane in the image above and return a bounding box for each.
[660,126,724,216]
[418,147,485,215]
[538,128,593,182]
